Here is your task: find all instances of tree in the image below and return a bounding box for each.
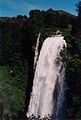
[76,1,81,16]
[76,1,81,30]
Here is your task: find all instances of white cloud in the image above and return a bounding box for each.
[1,0,43,16]
[4,0,41,11]
[23,2,40,10]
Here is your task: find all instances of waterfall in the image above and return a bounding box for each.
[27,35,66,119]
[34,33,41,69]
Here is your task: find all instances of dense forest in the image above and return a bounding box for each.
[0,1,81,120]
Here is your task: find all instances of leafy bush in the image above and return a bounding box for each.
[0,65,28,119]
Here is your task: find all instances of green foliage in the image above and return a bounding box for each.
[40,27,53,41]
[61,30,81,119]
[76,1,81,15]
[0,65,28,118]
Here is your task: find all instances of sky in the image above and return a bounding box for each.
[0,0,79,17]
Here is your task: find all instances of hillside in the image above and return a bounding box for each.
[0,7,81,119]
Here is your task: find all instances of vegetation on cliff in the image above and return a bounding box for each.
[0,1,81,119]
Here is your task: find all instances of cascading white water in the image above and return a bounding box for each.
[34,33,41,69]
[27,35,66,119]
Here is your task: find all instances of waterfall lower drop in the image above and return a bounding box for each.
[27,35,66,119]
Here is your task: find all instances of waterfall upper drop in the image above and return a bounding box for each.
[34,33,41,69]
[27,35,66,119]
